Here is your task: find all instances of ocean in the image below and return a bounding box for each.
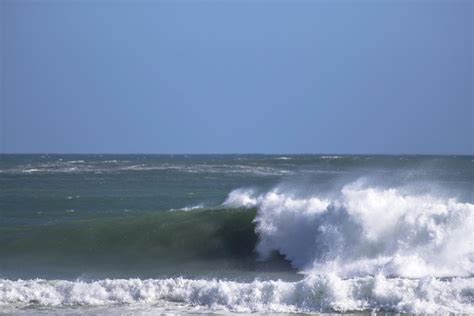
[0,154,473,314]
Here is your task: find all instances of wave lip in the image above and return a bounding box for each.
[1,275,473,313]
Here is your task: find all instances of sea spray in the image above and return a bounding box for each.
[224,181,474,278]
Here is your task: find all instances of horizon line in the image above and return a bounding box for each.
[0,152,472,156]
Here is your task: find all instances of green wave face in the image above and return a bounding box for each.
[0,208,294,279]
[1,208,256,261]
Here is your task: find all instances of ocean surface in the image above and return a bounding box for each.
[0,154,473,314]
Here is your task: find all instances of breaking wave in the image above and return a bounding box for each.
[224,182,474,279]
[1,180,473,313]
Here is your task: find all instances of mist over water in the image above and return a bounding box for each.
[225,181,474,278]
[0,154,473,313]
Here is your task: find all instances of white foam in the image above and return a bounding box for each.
[0,275,472,313]
[21,168,40,173]
[172,204,205,212]
[4,162,292,177]
[226,182,474,279]
[223,188,260,208]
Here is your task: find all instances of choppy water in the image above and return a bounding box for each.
[0,154,473,314]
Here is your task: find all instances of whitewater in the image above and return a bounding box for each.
[0,154,472,314]
[225,182,474,279]
[2,274,473,314]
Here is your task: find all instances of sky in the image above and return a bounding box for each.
[0,0,472,154]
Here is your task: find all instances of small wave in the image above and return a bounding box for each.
[0,275,472,313]
[169,203,205,212]
[180,204,204,211]
[21,168,40,173]
[3,163,292,177]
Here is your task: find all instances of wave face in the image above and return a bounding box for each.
[0,208,266,279]
[225,182,474,279]
[1,275,473,313]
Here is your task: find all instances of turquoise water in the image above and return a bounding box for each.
[0,154,473,313]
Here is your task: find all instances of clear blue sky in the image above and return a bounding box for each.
[1,0,472,154]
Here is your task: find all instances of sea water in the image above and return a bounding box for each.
[0,154,473,314]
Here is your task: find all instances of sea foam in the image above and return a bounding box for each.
[0,275,472,313]
[224,182,474,279]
